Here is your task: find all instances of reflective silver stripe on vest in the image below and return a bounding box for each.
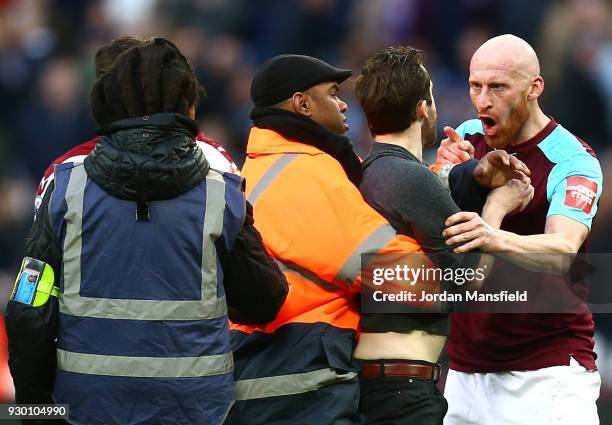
[200,169,226,315]
[274,259,338,292]
[334,223,397,286]
[60,165,228,321]
[57,349,233,378]
[61,165,87,305]
[234,368,357,401]
[247,154,299,204]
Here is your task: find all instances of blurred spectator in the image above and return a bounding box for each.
[538,0,611,153]
[13,57,93,179]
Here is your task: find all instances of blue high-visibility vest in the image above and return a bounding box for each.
[48,162,245,425]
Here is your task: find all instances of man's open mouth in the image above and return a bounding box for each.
[480,116,498,136]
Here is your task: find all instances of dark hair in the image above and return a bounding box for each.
[90,37,201,127]
[355,46,432,136]
[94,36,146,78]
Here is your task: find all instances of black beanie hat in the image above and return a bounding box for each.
[250,54,352,107]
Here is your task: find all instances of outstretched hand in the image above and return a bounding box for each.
[474,150,531,188]
[436,126,474,164]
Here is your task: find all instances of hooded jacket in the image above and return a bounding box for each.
[6,113,287,424]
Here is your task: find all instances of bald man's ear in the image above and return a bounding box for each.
[528,76,545,101]
[291,92,312,117]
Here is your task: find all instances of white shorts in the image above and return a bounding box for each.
[443,357,601,425]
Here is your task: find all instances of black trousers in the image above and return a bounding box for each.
[359,376,448,425]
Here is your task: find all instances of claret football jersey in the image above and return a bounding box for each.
[448,117,603,372]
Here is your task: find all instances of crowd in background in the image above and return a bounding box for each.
[0,0,611,414]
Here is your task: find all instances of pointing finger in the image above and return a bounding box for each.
[444,126,463,144]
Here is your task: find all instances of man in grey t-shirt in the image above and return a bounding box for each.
[353,46,534,425]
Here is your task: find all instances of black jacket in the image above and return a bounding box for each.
[6,113,288,409]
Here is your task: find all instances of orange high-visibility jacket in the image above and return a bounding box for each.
[227,127,423,425]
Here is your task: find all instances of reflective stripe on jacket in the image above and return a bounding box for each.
[50,163,245,425]
[227,127,422,425]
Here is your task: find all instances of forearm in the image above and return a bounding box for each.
[493,230,577,253]
[481,201,505,229]
[446,210,587,274]
[487,231,576,273]
[222,223,288,325]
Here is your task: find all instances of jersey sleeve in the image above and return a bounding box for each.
[455,119,484,139]
[546,153,603,230]
[34,165,56,217]
[195,134,240,175]
[34,137,99,217]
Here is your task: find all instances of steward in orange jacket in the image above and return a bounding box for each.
[224,55,423,425]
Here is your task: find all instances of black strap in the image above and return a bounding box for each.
[135,172,150,222]
[136,193,150,222]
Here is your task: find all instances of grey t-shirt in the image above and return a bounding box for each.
[359,142,482,335]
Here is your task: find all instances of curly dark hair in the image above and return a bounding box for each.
[90,37,202,127]
[355,46,432,136]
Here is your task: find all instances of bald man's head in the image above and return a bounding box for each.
[467,34,546,148]
[471,34,540,80]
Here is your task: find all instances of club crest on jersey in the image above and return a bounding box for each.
[564,176,598,214]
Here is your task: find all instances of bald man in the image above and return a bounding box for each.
[436,35,603,425]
